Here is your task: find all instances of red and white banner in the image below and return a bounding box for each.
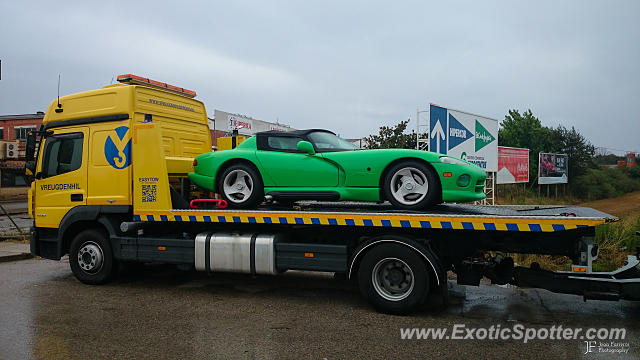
[497,146,529,184]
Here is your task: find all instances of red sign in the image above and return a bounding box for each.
[497,146,529,184]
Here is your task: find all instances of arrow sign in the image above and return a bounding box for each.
[429,105,448,154]
[448,114,473,150]
[475,119,496,151]
[431,120,445,153]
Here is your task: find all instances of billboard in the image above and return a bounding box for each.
[214,109,294,136]
[429,104,498,172]
[538,153,568,184]
[497,146,529,184]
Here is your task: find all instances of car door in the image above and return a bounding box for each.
[255,135,338,187]
[34,127,88,228]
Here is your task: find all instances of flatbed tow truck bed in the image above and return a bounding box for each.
[134,202,616,232]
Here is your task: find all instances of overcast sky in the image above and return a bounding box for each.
[1,0,638,152]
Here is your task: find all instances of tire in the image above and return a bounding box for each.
[218,163,264,209]
[69,229,118,285]
[358,243,431,315]
[383,160,439,210]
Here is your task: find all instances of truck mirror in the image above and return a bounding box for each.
[25,131,36,162]
[25,161,35,175]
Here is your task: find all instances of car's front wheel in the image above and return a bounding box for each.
[383,160,439,210]
[218,163,264,209]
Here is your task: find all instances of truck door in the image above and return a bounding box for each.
[34,127,88,228]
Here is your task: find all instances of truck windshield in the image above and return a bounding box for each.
[307,131,359,152]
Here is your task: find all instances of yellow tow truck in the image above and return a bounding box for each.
[26,74,639,314]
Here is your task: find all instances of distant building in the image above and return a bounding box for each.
[0,112,44,149]
[0,112,44,187]
[617,152,638,168]
[211,109,295,149]
[346,138,368,149]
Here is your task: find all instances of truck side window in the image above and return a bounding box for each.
[42,133,84,178]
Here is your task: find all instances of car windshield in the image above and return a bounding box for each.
[307,131,359,152]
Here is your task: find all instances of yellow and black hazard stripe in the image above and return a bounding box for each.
[133,210,607,232]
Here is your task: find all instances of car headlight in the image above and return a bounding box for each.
[439,156,467,165]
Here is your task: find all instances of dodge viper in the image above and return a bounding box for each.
[189,129,486,210]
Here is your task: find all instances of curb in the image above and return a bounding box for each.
[0,253,33,263]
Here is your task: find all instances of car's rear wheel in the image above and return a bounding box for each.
[383,160,439,210]
[218,163,264,209]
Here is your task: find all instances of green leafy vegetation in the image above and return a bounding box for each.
[499,109,639,201]
[573,167,640,201]
[363,119,418,149]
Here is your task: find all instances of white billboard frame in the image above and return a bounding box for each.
[427,103,499,172]
[538,152,568,184]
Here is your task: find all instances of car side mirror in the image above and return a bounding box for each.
[296,141,315,155]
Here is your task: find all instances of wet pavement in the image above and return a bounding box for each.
[0,241,31,263]
[0,201,30,237]
[1,258,639,359]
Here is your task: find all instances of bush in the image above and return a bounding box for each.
[572,167,640,201]
[627,166,640,179]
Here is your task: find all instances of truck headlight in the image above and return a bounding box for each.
[439,156,467,166]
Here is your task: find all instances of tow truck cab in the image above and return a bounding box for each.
[27,75,211,260]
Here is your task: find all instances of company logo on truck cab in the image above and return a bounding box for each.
[40,183,80,190]
[149,98,195,112]
[104,126,132,169]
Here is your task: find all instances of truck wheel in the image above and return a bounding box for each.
[218,164,264,209]
[69,229,117,285]
[383,160,439,210]
[358,243,430,315]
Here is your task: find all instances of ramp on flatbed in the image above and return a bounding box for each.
[133,202,617,232]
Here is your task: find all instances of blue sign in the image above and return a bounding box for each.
[429,104,447,154]
[104,126,131,169]
[447,114,473,150]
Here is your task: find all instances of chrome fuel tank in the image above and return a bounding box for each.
[194,232,281,275]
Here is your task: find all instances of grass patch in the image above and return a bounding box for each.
[498,189,640,272]
[592,214,640,271]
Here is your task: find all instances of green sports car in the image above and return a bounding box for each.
[189,129,486,210]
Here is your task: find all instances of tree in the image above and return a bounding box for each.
[498,109,554,183]
[499,109,596,187]
[364,119,417,149]
[549,126,595,179]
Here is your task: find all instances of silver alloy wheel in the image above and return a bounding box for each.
[371,257,415,301]
[390,167,429,205]
[223,169,254,203]
[77,241,104,274]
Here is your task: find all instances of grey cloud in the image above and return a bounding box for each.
[0,0,638,151]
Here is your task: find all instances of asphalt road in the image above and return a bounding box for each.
[1,259,639,360]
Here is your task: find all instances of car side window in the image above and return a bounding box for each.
[266,136,304,152]
[42,133,84,178]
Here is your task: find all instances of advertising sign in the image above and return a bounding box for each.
[538,153,568,184]
[227,115,253,133]
[497,146,529,184]
[214,109,295,136]
[429,104,498,172]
